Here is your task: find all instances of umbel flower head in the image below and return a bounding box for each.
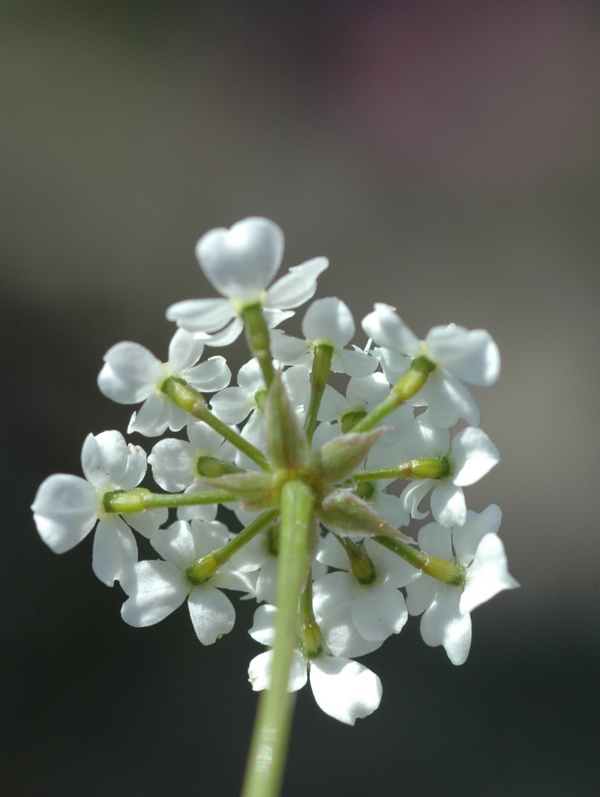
[32,209,516,797]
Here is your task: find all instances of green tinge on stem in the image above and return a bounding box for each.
[304,343,334,445]
[374,535,466,586]
[351,356,436,433]
[241,480,315,797]
[241,302,275,388]
[354,456,451,483]
[335,534,377,585]
[161,376,270,471]
[102,488,236,514]
[298,577,323,659]
[186,508,280,584]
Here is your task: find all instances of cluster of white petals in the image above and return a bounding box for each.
[248,605,382,725]
[405,506,519,664]
[32,431,167,584]
[32,215,517,731]
[166,217,328,345]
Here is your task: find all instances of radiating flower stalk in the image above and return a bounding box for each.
[31,217,519,797]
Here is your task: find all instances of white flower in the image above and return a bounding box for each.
[31,431,167,585]
[362,303,500,427]
[400,412,500,527]
[248,605,382,725]
[405,505,519,665]
[210,359,310,425]
[270,297,377,377]
[148,423,237,521]
[98,328,231,436]
[313,534,420,656]
[120,519,255,645]
[166,217,328,345]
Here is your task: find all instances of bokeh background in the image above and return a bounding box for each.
[2,1,600,794]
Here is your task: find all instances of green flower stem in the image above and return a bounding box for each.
[186,508,280,584]
[186,509,279,584]
[298,577,323,659]
[353,456,452,482]
[241,303,275,388]
[241,480,315,797]
[102,488,236,514]
[335,534,377,584]
[161,376,270,471]
[374,535,466,586]
[351,356,436,433]
[304,343,334,445]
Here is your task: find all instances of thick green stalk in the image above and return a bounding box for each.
[241,480,315,797]
[161,377,270,471]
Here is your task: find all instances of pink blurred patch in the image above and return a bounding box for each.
[324,0,600,187]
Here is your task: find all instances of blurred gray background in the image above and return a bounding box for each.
[2,1,599,794]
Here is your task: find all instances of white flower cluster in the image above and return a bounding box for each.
[32,217,518,726]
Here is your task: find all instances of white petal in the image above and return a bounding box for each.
[248,604,278,646]
[185,356,231,392]
[148,438,195,492]
[120,560,189,626]
[317,385,347,422]
[187,585,235,644]
[346,372,390,408]
[453,504,502,564]
[420,586,472,665]
[120,443,148,490]
[451,427,500,487]
[166,298,234,333]
[418,521,453,560]
[431,482,467,527]
[167,328,205,373]
[97,342,161,404]
[320,602,382,658]
[460,533,519,614]
[254,557,279,605]
[92,517,137,586]
[405,575,439,616]
[315,531,350,570]
[127,393,171,437]
[209,387,254,424]
[188,519,230,558]
[151,520,195,569]
[361,304,420,354]
[421,371,482,428]
[126,508,168,539]
[426,325,500,386]
[198,316,244,347]
[351,584,408,641]
[312,572,356,622]
[269,330,309,364]
[400,480,433,520]
[32,473,98,553]
[333,348,378,377]
[309,656,382,724]
[248,649,308,692]
[197,217,284,300]
[376,347,412,385]
[81,430,129,489]
[187,422,234,456]
[302,297,354,347]
[266,257,328,309]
